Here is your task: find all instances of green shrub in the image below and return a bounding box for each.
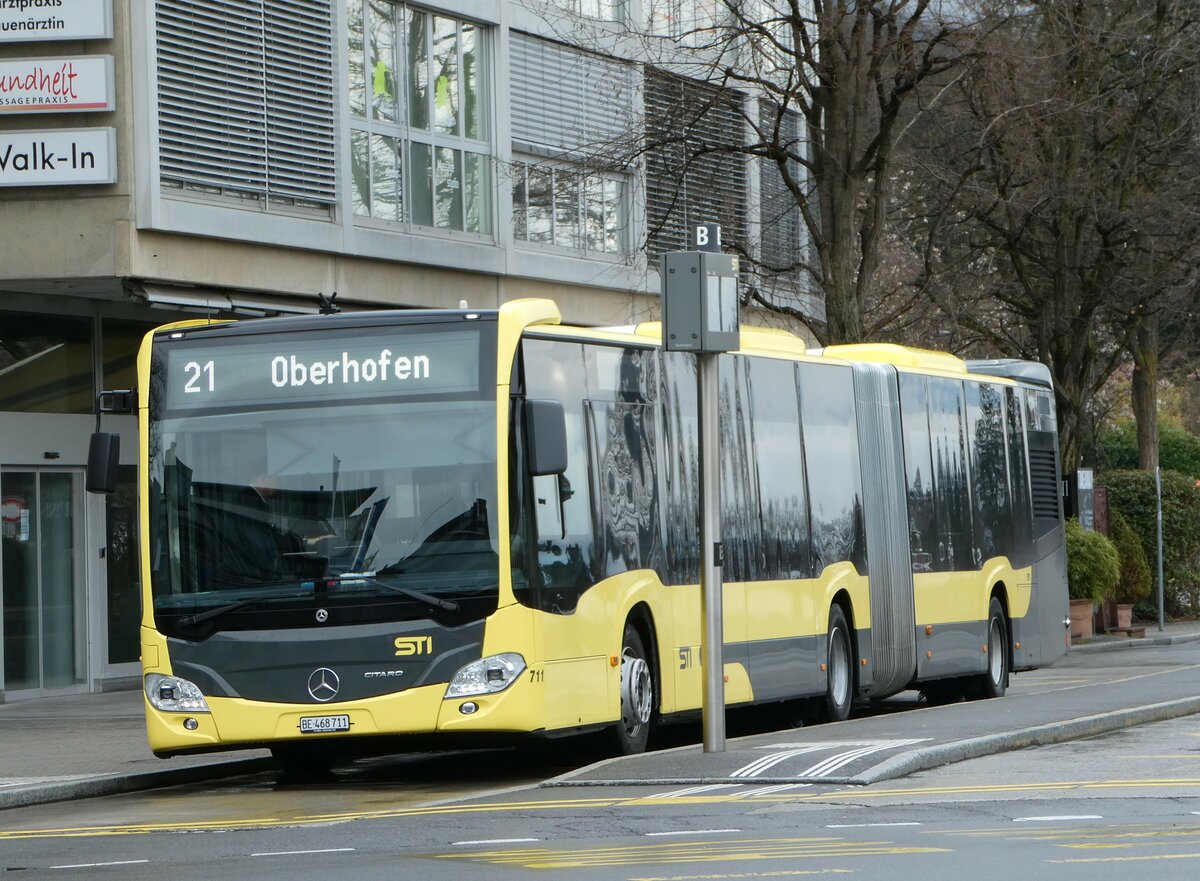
[1109,507,1151,605]
[1099,421,1200,480]
[1065,517,1120,604]
[1102,469,1200,617]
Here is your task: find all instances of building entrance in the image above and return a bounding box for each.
[1,468,87,697]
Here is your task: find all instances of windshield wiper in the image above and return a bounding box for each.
[177,590,310,627]
[340,573,460,614]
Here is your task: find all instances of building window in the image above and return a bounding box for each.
[156,0,337,209]
[759,101,804,276]
[647,0,730,44]
[644,67,748,259]
[547,0,624,21]
[512,160,626,255]
[0,312,93,414]
[348,2,492,234]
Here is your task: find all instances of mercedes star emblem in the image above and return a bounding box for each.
[307,667,340,702]
[315,608,329,623]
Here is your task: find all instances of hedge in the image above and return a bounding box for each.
[1100,421,1200,480]
[1102,469,1200,617]
[1109,507,1151,606]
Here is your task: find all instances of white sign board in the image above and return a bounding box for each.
[0,55,113,114]
[0,0,112,43]
[0,127,116,185]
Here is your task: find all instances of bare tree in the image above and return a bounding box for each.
[913,0,1200,472]
[529,1,974,343]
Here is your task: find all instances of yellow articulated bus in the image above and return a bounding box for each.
[90,298,1068,770]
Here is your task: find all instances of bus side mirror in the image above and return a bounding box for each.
[525,399,567,476]
[86,433,120,494]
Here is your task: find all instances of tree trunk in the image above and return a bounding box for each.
[1130,312,1160,471]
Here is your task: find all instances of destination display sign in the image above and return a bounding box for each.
[162,326,486,411]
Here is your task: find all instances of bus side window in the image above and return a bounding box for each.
[799,362,865,577]
[523,338,596,612]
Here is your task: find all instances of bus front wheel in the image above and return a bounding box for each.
[613,623,656,755]
[824,605,854,722]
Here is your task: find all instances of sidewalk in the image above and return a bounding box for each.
[2,621,1199,811]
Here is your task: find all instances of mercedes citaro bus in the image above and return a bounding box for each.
[87,299,1068,770]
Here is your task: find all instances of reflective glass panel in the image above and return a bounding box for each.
[432,16,459,135]
[106,465,140,664]
[435,146,463,230]
[554,172,581,249]
[370,133,403,221]
[527,166,552,243]
[899,373,937,573]
[0,312,92,413]
[799,362,865,575]
[749,358,808,580]
[464,151,491,234]
[409,141,433,226]
[351,129,370,216]
[2,471,38,690]
[369,0,397,122]
[348,0,366,117]
[512,162,528,240]
[462,23,482,139]
[406,8,429,130]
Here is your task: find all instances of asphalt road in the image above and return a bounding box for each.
[4,641,1200,880]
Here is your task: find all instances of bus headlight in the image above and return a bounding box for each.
[145,673,211,713]
[444,653,526,698]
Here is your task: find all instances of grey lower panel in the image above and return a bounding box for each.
[746,634,822,702]
[914,620,988,682]
[168,618,485,704]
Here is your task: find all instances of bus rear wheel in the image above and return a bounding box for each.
[972,597,1009,700]
[613,623,655,755]
[823,605,854,722]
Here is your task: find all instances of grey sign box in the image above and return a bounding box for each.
[662,251,740,353]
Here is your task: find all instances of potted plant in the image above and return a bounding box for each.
[1065,517,1120,640]
[1108,507,1152,630]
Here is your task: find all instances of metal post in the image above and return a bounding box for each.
[1155,466,1165,632]
[699,351,725,752]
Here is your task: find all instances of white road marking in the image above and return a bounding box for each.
[826,822,923,828]
[1012,815,1103,823]
[738,783,813,797]
[650,783,744,798]
[453,838,541,846]
[731,739,928,779]
[250,847,355,857]
[49,860,150,869]
[644,829,742,837]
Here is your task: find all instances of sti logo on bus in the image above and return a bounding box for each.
[394,636,433,657]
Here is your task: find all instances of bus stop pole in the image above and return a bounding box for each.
[699,350,725,752]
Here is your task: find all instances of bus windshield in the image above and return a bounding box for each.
[145,321,500,633]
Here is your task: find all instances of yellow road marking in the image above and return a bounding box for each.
[4,778,1200,841]
[1048,852,1200,864]
[435,837,951,870]
[630,870,856,880]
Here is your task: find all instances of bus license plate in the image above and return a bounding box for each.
[299,714,350,734]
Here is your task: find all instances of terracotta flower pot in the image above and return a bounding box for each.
[1069,598,1094,639]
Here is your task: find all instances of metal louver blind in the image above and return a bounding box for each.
[156,0,337,205]
[510,32,634,155]
[645,67,748,259]
[758,100,802,273]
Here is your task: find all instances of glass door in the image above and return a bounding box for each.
[2,468,87,695]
